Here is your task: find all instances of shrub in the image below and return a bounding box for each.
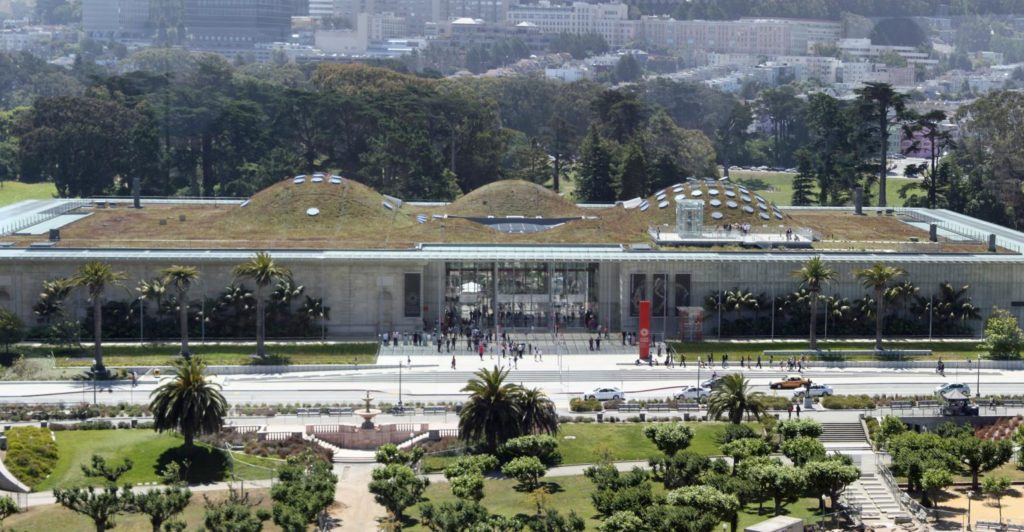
[758,396,793,410]
[821,395,876,410]
[777,419,823,440]
[643,423,694,457]
[569,398,602,412]
[501,456,546,490]
[781,436,826,466]
[5,426,58,489]
[720,424,758,444]
[76,420,114,431]
[443,454,499,480]
[497,435,561,466]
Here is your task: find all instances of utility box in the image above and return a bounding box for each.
[744,516,804,532]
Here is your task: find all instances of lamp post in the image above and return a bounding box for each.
[977,353,981,398]
[138,296,144,344]
[967,489,974,531]
[398,361,403,410]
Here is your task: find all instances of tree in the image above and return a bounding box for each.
[574,125,616,202]
[878,416,906,446]
[617,141,647,200]
[418,499,494,531]
[71,261,127,374]
[902,109,952,209]
[502,456,547,491]
[745,462,805,515]
[888,432,958,493]
[459,366,524,452]
[272,452,338,532]
[707,373,766,424]
[161,265,199,359]
[443,454,499,480]
[585,464,654,517]
[777,419,823,440]
[498,435,562,467]
[791,151,816,206]
[804,459,860,514]
[232,251,290,358]
[613,54,642,83]
[793,256,837,349]
[82,455,133,485]
[855,263,905,350]
[920,468,952,507]
[599,511,644,532]
[202,486,271,532]
[449,471,485,502]
[54,485,133,532]
[149,357,227,450]
[649,451,711,489]
[643,423,694,457]
[950,434,1012,491]
[127,486,192,532]
[855,82,908,207]
[375,443,425,466]
[518,387,559,436]
[980,307,1024,360]
[781,437,826,467]
[719,438,770,474]
[982,475,1012,524]
[666,485,740,525]
[368,463,429,523]
[0,307,25,353]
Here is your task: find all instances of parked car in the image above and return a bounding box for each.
[701,376,725,389]
[675,386,710,400]
[770,375,811,390]
[584,387,624,401]
[935,383,971,396]
[794,383,834,398]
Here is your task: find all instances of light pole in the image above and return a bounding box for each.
[398,361,403,410]
[966,489,974,531]
[138,296,144,344]
[977,353,981,398]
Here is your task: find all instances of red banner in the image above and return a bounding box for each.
[638,300,651,359]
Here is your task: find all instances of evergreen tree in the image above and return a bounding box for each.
[617,141,647,199]
[574,126,616,202]
[791,151,815,206]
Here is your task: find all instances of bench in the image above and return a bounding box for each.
[890,401,913,410]
[422,406,448,415]
[974,521,1005,531]
[390,406,410,415]
[616,404,641,413]
[296,408,319,416]
[1003,400,1024,408]
[328,408,352,416]
[647,403,672,412]
[677,403,701,411]
[916,400,940,408]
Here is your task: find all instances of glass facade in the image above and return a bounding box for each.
[443,262,599,331]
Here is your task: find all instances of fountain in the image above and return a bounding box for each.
[358,390,382,429]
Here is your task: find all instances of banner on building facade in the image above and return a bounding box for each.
[639,300,651,359]
[629,274,646,317]
[404,273,421,317]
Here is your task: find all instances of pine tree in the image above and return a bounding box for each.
[574,126,616,202]
[617,141,647,200]
[791,151,815,206]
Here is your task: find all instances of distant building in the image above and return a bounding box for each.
[545,66,590,82]
[81,0,150,40]
[0,28,55,52]
[837,38,937,67]
[435,17,550,53]
[185,0,293,50]
[507,1,636,48]
[639,17,841,56]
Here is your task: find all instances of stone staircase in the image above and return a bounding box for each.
[843,472,912,524]
[305,433,376,464]
[819,422,869,446]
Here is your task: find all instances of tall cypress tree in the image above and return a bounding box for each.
[574,126,616,202]
[617,141,647,200]
[791,151,815,206]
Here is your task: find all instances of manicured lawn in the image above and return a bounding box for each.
[410,475,826,531]
[4,488,283,532]
[557,422,735,464]
[20,342,378,367]
[35,429,277,491]
[0,181,56,207]
[671,340,986,361]
[729,170,907,207]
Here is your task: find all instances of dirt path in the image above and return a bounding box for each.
[331,463,386,530]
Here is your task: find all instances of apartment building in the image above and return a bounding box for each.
[639,17,841,57]
[507,1,636,48]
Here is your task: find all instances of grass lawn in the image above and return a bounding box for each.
[670,340,985,361]
[0,181,56,207]
[952,461,1024,484]
[729,170,907,207]
[4,488,282,532]
[19,342,378,367]
[409,475,826,531]
[34,429,277,491]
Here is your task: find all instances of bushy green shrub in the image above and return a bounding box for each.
[443,454,499,480]
[497,435,561,466]
[569,398,602,412]
[501,456,546,490]
[720,424,758,444]
[759,396,794,410]
[821,395,876,409]
[5,426,58,489]
[777,419,823,440]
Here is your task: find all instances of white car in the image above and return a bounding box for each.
[794,383,834,398]
[935,383,971,396]
[584,387,624,401]
[675,386,710,400]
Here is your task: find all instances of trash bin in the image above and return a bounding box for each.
[597,413,604,423]
[639,413,646,422]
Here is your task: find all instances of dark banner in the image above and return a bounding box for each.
[652,274,667,316]
[404,273,421,317]
[639,300,651,359]
[674,274,691,315]
[629,274,646,317]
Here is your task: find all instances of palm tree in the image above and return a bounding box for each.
[33,277,75,321]
[232,252,290,358]
[518,387,558,436]
[161,265,200,359]
[855,82,908,207]
[855,263,906,350]
[792,256,838,350]
[71,261,127,374]
[150,357,227,450]
[459,366,524,451]
[707,374,766,424]
[933,282,981,329]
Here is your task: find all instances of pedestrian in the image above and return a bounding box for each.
[622,331,627,345]
[680,353,686,368]
[538,348,543,362]
[795,404,801,418]
[722,353,728,368]
[787,403,793,419]
[756,355,762,369]
[596,337,601,350]
[407,355,411,366]
[513,356,518,370]
[451,355,456,370]
[589,337,594,351]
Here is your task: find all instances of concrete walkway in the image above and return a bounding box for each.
[20,478,275,508]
